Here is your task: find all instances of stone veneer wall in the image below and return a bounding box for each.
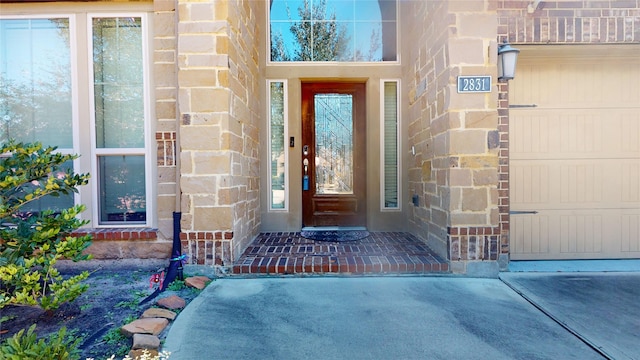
[226,0,263,262]
[154,0,179,241]
[403,1,501,275]
[176,0,262,265]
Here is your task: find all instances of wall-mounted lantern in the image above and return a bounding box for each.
[497,41,520,81]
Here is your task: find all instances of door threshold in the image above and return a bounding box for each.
[301,226,367,231]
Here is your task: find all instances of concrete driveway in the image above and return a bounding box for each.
[164,276,607,360]
[500,272,640,360]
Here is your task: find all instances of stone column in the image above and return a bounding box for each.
[403,0,500,276]
[176,0,262,266]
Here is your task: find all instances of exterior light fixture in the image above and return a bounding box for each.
[497,41,520,81]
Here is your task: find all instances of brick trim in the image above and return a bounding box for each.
[156,131,176,167]
[498,1,640,44]
[180,231,234,265]
[497,81,511,256]
[72,228,158,241]
[447,226,500,261]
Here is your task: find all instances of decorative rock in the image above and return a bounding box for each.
[121,318,169,337]
[128,348,159,359]
[141,307,177,321]
[185,275,211,290]
[132,333,161,350]
[156,295,186,310]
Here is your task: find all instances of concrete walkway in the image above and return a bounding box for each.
[163,276,606,360]
[500,272,640,360]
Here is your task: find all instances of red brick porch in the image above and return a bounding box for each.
[233,232,449,275]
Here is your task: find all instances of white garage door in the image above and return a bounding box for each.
[510,46,640,260]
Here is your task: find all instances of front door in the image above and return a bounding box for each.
[301,82,366,227]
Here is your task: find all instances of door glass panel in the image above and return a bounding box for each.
[314,93,353,194]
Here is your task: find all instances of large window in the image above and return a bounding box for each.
[0,13,152,227]
[269,0,397,62]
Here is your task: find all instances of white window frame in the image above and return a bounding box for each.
[380,79,401,211]
[267,79,289,211]
[1,9,154,228]
[87,12,154,227]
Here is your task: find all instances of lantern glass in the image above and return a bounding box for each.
[498,43,520,81]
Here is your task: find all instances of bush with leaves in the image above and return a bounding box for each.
[0,324,81,360]
[0,141,92,311]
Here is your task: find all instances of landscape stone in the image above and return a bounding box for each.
[132,333,161,350]
[185,275,211,290]
[120,318,169,337]
[128,348,159,359]
[156,294,186,310]
[141,307,177,321]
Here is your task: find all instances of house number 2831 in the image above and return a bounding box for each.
[457,76,492,93]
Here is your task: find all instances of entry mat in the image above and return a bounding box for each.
[300,227,370,242]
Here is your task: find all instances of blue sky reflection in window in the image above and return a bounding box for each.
[270,0,397,62]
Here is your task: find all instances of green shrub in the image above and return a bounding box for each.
[0,324,81,360]
[0,141,92,311]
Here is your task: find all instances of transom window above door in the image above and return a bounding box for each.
[269,0,397,62]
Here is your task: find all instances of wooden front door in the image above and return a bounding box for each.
[301,82,366,227]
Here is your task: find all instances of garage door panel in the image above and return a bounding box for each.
[621,214,640,252]
[510,47,640,260]
[511,159,638,210]
[512,214,551,256]
[512,210,640,260]
[622,162,640,203]
[511,109,639,160]
[621,112,640,153]
[514,59,640,108]
[558,213,603,254]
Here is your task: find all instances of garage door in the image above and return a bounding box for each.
[510,46,640,260]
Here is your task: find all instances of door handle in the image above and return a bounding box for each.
[509,210,539,215]
[303,158,309,191]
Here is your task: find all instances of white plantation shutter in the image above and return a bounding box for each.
[383,81,399,209]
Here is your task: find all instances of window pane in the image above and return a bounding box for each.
[270,0,396,62]
[270,82,286,209]
[271,0,305,21]
[353,0,380,21]
[18,160,74,215]
[0,19,73,148]
[354,22,382,61]
[315,93,353,194]
[383,81,398,208]
[99,155,146,224]
[325,0,354,21]
[93,17,144,148]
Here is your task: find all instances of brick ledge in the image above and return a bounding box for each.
[72,228,158,240]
